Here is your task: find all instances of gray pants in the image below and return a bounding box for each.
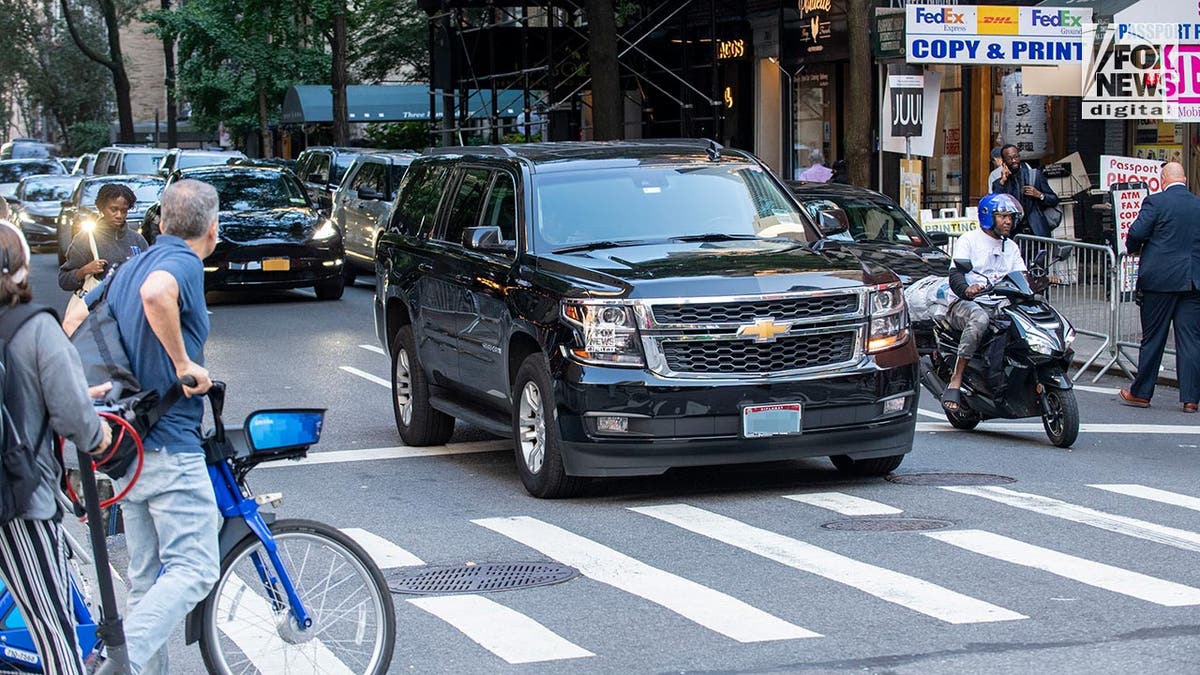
[948,300,990,359]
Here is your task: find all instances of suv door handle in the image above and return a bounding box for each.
[452,274,473,284]
[417,263,433,273]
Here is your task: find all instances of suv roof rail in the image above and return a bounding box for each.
[618,138,724,149]
[424,145,519,158]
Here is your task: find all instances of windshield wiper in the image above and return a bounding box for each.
[668,233,762,243]
[551,239,652,254]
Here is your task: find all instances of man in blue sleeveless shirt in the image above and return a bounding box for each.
[91,179,220,674]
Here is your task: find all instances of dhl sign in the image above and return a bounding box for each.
[977,7,1018,36]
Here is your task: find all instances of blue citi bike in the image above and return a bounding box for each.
[0,381,396,674]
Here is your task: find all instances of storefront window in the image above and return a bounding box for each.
[793,65,838,178]
[925,65,962,211]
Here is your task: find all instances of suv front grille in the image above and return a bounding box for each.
[661,331,856,375]
[653,295,859,325]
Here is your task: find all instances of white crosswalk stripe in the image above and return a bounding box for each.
[474,515,818,642]
[631,504,1025,624]
[408,595,594,664]
[339,528,425,568]
[926,529,1200,607]
[944,486,1200,553]
[783,492,904,516]
[1089,484,1200,513]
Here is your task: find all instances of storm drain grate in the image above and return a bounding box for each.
[822,517,954,532]
[886,472,1016,487]
[386,562,578,595]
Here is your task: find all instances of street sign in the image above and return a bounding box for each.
[888,64,925,137]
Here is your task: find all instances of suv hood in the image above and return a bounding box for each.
[538,239,883,298]
[830,240,950,286]
[23,202,63,218]
[218,208,321,244]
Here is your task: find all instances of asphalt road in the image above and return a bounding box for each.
[25,251,1200,674]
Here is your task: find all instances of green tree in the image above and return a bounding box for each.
[351,0,429,83]
[148,0,329,156]
[59,0,139,142]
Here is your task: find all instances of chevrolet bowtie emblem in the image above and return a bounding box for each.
[737,318,793,342]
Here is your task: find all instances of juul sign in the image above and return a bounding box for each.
[888,64,925,137]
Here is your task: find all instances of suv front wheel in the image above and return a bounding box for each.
[391,326,454,446]
[512,355,584,499]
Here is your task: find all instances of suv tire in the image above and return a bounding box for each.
[829,453,904,477]
[512,355,584,499]
[391,326,454,446]
[314,277,345,300]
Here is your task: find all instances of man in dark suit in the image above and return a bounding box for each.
[991,144,1060,237]
[1119,162,1200,412]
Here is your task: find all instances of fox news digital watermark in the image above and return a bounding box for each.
[1082,22,1200,121]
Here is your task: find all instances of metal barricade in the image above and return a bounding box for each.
[1108,254,1174,380]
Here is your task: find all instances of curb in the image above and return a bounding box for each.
[1072,355,1179,389]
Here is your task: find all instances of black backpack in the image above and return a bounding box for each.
[0,304,56,525]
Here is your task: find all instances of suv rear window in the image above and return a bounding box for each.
[0,160,65,182]
[121,153,164,175]
[532,164,810,250]
[391,163,450,236]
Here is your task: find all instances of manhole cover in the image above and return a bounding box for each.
[886,472,1016,486]
[822,517,954,532]
[386,562,578,595]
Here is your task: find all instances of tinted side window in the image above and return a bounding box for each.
[481,173,517,242]
[441,168,491,246]
[387,164,409,199]
[308,154,331,183]
[346,162,370,190]
[391,163,449,236]
[359,164,384,194]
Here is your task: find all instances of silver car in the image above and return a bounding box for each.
[331,151,417,283]
[11,174,80,250]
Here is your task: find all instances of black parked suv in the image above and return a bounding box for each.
[374,141,919,498]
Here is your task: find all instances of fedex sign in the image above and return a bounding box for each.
[1030,10,1083,28]
[915,7,966,25]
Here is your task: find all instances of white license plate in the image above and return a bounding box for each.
[742,403,802,438]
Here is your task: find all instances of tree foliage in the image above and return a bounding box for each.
[147,0,330,153]
[58,0,141,142]
[351,0,429,83]
[67,120,113,154]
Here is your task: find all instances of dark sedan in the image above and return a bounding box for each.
[11,175,79,250]
[787,181,951,286]
[57,174,165,264]
[145,166,346,300]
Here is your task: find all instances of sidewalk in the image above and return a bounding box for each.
[1071,332,1178,388]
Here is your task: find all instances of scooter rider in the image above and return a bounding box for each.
[941,193,1027,412]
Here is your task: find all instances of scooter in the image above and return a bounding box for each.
[918,249,1081,448]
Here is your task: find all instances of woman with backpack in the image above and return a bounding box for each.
[0,220,111,673]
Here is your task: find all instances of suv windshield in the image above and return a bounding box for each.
[179,154,235,169]
[192,171,308,210]
[0,161,65,183]
[122,153,165,175]
[801,195,927,246]
[82,177,165,206]
[19,177,76,202]
[533,164,811,251]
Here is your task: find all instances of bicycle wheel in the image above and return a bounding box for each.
[199,519,395,675]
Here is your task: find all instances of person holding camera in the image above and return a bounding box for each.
[57,183,148,302]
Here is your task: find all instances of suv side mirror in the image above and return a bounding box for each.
[308,172,326,184]
[1055,246,1073,262]
[817,208,849,236]
[463,226,515,252]
[357,187,382,201]
[925,230,950,246]
[3,195,18,205]
[952,258,973,274]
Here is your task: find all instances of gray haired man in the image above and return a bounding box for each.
[75,179,221,674]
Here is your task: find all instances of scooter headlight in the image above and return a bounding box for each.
[1064,323,1076,347]
[1027,334,1056,355]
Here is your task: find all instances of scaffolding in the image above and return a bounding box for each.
[421,1,754,146]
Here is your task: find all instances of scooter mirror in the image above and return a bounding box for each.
[1055,246,1073,262]
[952,258,973,274]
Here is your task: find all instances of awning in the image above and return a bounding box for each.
[281,85,540,124]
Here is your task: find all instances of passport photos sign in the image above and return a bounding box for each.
[906,5,1092,65]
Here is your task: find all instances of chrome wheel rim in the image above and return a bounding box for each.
[395,348,413,426]
[517,381,545,474]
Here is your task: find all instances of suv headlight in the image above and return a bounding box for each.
[311,218,338,241]
[562,301,644,367]
[867,282,909,353]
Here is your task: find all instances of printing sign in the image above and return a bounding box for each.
[906,5,1091,65]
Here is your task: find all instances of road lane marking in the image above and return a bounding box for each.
[408,595,593,664]
[258,441,509,469]
[783,492,904,516]
[943,486,1200,553]
[926,529,1200,607]
[339,528,425,568]
[917,409,944,420]
[359,344,386,356]
[631,504,1024,625]
[340,366,389,388]
[473,516,817,642]
[918,422,1200,435]
[1089,484,1200,512]
[1074,384,1119,395]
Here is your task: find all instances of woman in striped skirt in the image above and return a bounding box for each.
[0,220,111,672]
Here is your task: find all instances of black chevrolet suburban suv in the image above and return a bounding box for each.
[373,141,919,498]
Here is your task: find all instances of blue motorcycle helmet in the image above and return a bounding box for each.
[977,192,1023,231]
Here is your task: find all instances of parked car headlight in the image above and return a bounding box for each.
[867,282,909,353]
[562,301,644,367]
[311,218,338,241]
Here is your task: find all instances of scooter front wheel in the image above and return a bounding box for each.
[198,519,395,675]
[1041,388,1080,448]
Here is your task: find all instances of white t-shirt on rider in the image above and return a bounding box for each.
[951,227,1026,289]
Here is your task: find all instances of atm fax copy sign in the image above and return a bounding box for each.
[1082,23,1177,119]
[906,5,1092,65]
